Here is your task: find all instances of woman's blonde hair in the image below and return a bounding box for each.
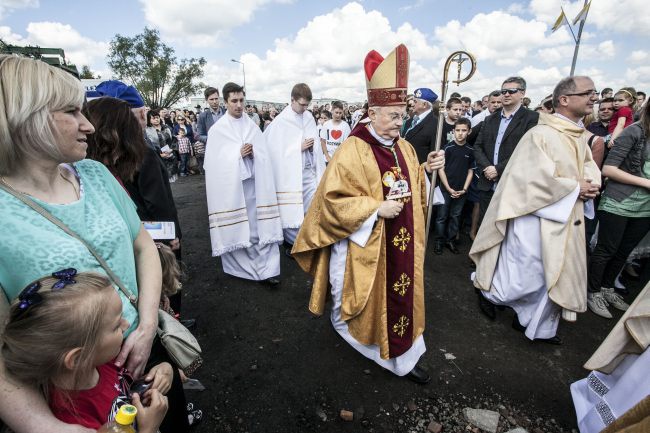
[1,272,113,398]
[0,54,85,176]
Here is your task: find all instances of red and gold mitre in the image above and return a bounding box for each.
[364,44,409,106]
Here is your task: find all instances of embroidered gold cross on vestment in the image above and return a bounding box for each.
[392,227,411,252]
[392,315,410,337]
[392,273,411,296]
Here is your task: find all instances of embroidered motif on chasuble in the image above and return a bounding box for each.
[369,142,415,358]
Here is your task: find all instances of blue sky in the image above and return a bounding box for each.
[1,0,648,105]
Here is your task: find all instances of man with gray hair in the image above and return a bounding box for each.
[473,76,539,222]
[403,87,439,163]
[471,75,601,344]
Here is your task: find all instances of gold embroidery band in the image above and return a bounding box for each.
[208,206,247,216]
[368,88,408,106]
[210,219,248,229]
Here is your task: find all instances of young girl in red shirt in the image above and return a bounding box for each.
[1,270,169,432]
[609,87,637,142]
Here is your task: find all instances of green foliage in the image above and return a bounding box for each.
[107,28,206,108]
[79,65,100,79]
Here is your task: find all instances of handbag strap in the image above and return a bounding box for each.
[0,180,139,307]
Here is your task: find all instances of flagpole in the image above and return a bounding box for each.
[570,0,590,76]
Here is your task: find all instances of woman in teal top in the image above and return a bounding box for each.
[0,56,162,432]
[587,100,650,319]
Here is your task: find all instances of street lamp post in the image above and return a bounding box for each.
[230,59,245,90]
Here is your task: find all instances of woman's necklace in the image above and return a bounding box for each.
[0,167,79,200]
[58,168,80,200]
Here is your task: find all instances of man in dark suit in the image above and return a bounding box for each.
[473,76,539,222]
[403,87,439,164]
[196,86,225,146]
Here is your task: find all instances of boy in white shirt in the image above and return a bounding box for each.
[319,100,351,164]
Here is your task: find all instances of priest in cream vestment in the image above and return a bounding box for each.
[470,76,602,343]
[205,82,283,284]
[292,45,444,384]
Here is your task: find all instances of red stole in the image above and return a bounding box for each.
[350,124,415,357]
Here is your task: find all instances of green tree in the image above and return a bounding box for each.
[107,28,206,108]
[79,65,100,79]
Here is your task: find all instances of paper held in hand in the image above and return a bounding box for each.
[143,221,176,240]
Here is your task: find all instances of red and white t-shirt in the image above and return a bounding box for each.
[50,363,132,429]
[319,120,351,158]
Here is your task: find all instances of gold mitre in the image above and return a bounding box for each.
[364,44,409,106]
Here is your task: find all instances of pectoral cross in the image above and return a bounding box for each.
[392,273,411,296]
[392,315,410,337]
[392,227,411,252]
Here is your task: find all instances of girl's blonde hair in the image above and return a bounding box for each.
[156,243,182,297]
[615,87,638,110]
[0,54,85,176]
[1,272,113,398]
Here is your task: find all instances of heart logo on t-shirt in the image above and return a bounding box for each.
[331,130,342,140]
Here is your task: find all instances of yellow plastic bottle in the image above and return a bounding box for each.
[97,404,137,433]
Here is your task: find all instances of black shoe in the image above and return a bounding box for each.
[433,242,443,255]
[405,365,431,384]
[511,315,526,333]
[181,319,197,331]
[534,335,562,345]
[476,289,496,320]
[262,277,280,288]
[446,241,459,254]
[615,287,630,296]
[283,241,295,259]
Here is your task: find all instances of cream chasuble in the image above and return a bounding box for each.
[470,113,601,327]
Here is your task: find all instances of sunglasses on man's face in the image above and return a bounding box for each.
[500,88,523,95]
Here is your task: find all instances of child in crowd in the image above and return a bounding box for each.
[176,127,192,177]
[157,242,182,316]
[192,138,206,175]
[442,97,464,144]
[319,100,351,165]
[609,87,637,142]
[434,117,476,255]
[1,270,168,431]
[155,243,204,424]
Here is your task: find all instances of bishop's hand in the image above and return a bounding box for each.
[378,200,404,219]
[425,150,445,173]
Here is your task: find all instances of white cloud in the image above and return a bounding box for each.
[0,0,38,20]
[140,0,292,46]
[207,2,441,102]
[530,0,650,35]
[628,50,648,63]
[596,40,614,57]
[506,3,525,14]
[433,11,570,68]
[0,22,108,68]
[399,0,424,12]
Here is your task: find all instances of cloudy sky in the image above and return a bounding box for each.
[1,0,648,106]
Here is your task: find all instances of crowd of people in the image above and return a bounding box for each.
[0,41,648,433]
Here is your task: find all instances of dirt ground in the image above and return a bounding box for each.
[173,174,649,433]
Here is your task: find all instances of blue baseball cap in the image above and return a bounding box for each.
[413,88,438,104]
[94,80,145,108]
